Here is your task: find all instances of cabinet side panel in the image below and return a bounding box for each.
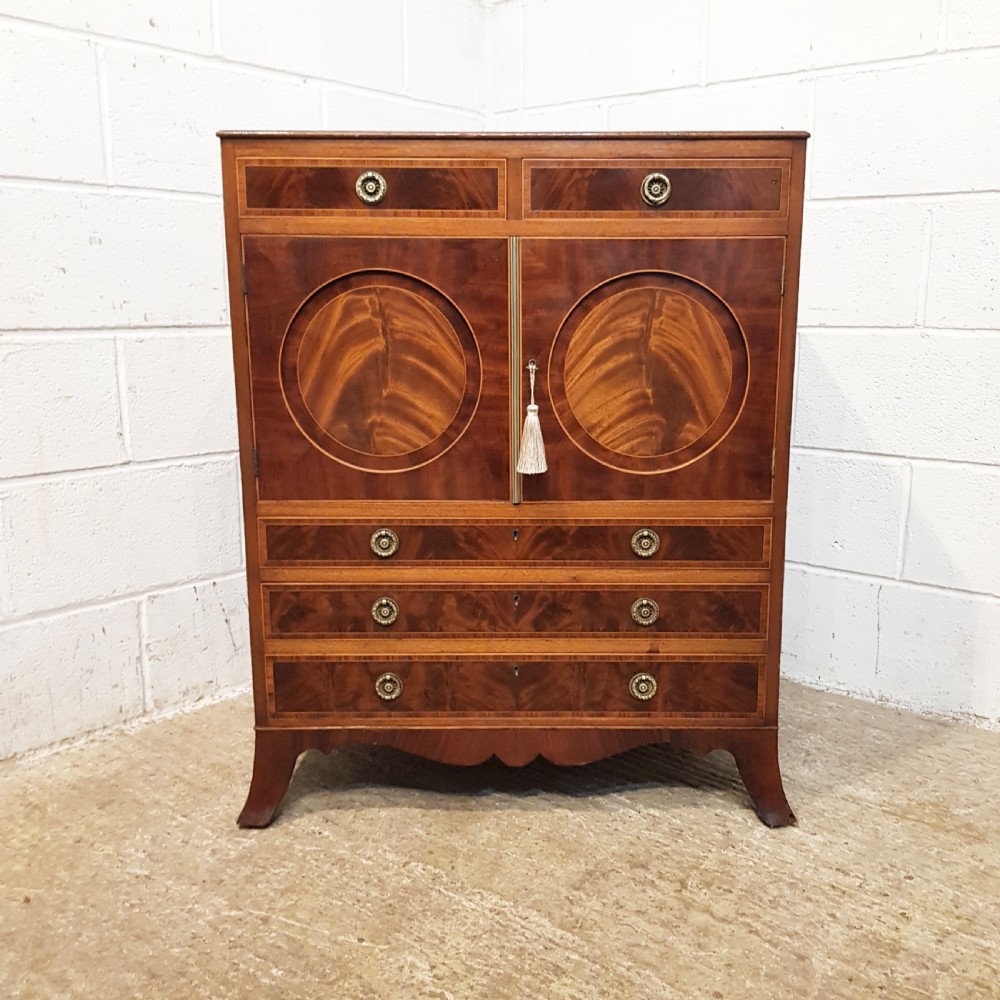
[221,139,268,725]
[766,139,808,724]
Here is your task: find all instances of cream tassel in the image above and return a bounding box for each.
[516,359,547,475]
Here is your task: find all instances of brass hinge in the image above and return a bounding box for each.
[240,260,248,295]
[252,447,259,478]
[780,265,786,298]
[771,447,776,478]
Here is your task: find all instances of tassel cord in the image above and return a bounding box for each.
[516,359,547,475]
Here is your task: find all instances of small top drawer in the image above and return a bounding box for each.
[524,159,788,217]
[239,158,505,216]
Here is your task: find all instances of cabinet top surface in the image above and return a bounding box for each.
[218,130,809,141]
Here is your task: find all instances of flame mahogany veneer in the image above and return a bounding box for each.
[220,131,807,828]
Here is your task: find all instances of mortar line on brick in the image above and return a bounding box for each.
[786,562,1000,602]
[517,0,526,112]
[937,0,950,51]
[113,337,133,461]
[320,83,483,128]
[0,451,240,489]
[806,79,817,199]
[0,14,482,111]
[318,83,478,114]
[700,1,710,86]
[491,102,606,124]
[481,2,493,115]
[137,599,152,714]
[915,210,934,326]
[692,43,1000,89]
[599,44,1000,115]
[0,324,230,336]
[0,497,10,617]
[910,456,1000,473]
[209,0,223,55]
[94,45,114,185]
[481,0,494,116]
[895,463,915,580]
[809,190,1000,205]
[401,0,410,95]
[0,572,247,633]
[790,324,802,442]
[0,175,221,202]
[799,325,1000,336]
[792,444,1000,470]
[791,446,910,466]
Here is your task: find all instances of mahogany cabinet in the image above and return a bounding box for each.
[219,132,808,827]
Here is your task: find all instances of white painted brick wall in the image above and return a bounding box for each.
[798,202,931,328]
[407,0,484,106]
[786,453,910,577]
[0,338,126,477]
[706,0,939,82]
[0,187,229,329]
[0,29,105,182]
[142,576,249,711]
[609,78,813,133]
[0,1,213,52]
[0,1,485,757]
[811,54,1000,198]
[121,333,238,460]
[875,584,1000,721]
[795,330,1000,463]
[322,89,482,131]
[925,198,1000,328]
[0,460,242,617]
[781,567,880,694]
[903,465,1000,595]
[104,49,324,194]
[215,0,406,89]
[523,0,705,106]
[0,601,144,758]
[3,0,998,757]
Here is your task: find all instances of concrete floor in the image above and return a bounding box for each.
[1,683,998,999]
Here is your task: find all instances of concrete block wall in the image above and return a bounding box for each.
[485,0,1000,727]
[0,1,485,758]
[4,0,998,757]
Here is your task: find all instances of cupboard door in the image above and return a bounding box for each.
[243,236,509,501]
[519,238,786,502]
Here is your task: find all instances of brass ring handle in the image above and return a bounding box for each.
[371,596,399,626]
[631,597,659,627]
[370,528,399,558]
[375,672,403,701]
[356,170,387,205]
[631,528,660,558]
[640,172,671,207]
[629,672,657,701]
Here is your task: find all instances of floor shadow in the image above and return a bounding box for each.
[279,741,751,815]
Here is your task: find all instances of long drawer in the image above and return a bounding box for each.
[260,519,771,567]
[263,584,768,639]
[267,655,765,720]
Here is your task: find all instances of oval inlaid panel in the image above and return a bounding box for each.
[280,271,481,472]
[549,273,749,474]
